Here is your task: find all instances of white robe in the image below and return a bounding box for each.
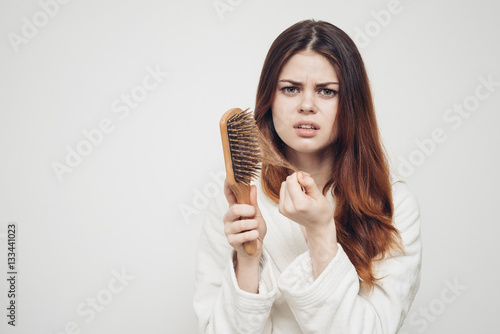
[193,174,422,333]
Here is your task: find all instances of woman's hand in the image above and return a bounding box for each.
[279,171,334,233]
[280,171,338,278]
[223,179,267,261]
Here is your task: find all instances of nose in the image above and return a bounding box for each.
[298,91,317,114]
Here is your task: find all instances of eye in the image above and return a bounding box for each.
[281,87,299,95]
[320,89,338,97]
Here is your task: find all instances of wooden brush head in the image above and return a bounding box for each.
[220,108,261,189]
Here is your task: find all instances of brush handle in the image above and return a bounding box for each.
[230,182,258,255]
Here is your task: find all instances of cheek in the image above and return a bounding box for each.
[320,102,339,137]
[328,113,339,140]
[271,112,285,135]
[271,100,289,130]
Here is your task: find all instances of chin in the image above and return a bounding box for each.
[286,142,330,155]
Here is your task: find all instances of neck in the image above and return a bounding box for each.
[285,147,333,191]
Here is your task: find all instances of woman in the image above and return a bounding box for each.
[194,19,422,333]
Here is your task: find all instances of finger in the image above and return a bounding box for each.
[279,181,285,213]
[227,230,259,248]
[224,219,258,236]
[286,172,307,204]
[249,185,264,220]
[297,171,322,198]
[284,176,298,210]
[224,204,256,222]
[223,179,237,206]
[249,185,260,214]
[279,180,294,214]
[237,219,259,234]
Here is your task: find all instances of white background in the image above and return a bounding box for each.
[0,0,499,333]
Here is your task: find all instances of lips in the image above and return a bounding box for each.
[293,121,320,137]
[293,121,320,130]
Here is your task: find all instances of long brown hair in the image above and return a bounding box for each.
[254,20,402,289]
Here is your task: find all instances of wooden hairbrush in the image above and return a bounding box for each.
[220,108,261,255]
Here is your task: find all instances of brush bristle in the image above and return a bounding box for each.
[226,110,261,185]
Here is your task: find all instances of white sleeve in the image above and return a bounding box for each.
[277,181,422,334]
[193,192,278,334]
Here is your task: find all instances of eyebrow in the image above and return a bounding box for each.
[278,79,339,87]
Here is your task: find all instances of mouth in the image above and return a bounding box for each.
[296,124,317,130]
[294,121,320,137]
[293,121,320,130]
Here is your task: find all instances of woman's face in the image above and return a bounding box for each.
[271,50,339,158]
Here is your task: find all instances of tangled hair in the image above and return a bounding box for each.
[254,20,403,289]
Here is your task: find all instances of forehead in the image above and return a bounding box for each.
[279,51,338,81]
